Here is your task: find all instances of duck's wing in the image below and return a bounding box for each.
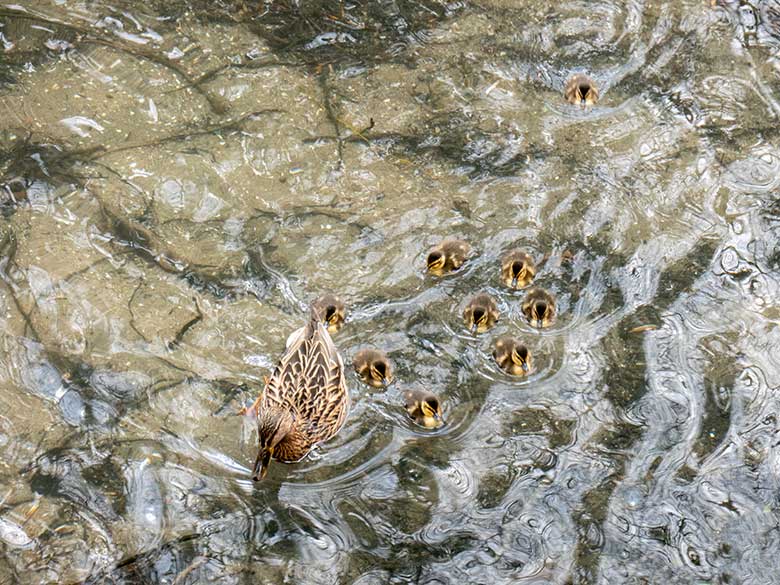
[263,323,309,411]
[296,321,349,442]
[265,314,349,441]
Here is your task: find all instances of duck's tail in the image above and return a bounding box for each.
[307,302,325,336]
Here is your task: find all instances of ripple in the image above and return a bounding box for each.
[2,0,780,582]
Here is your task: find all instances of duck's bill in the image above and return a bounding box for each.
[382,377,392,387]
[511,276,519,288]
[470,323,478,334]
[521,362,530,372]
[536,318,543,328]
[252,449,272,482]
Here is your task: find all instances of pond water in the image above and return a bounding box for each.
[1,1,779,583]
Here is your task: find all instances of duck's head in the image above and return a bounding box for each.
[353,349,393,388]
[501,250,536,289]
[523,289,556,329]
[426,239,470,275]
[531,299,553,328]
[463,293,499,334]
[311,294,346,334]
[565,74,598,106]
[253,409,295,481]
[493,337,532,376]
[404,389,444,429]
[426,248,447,273]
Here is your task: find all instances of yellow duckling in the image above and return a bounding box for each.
[522,288,556,328]
[250,305,349,481]
[311,294,346,334]
[404,388,444,429]
[500,249,536,289]
[426,239,471,275]
[493,337,533,376]
[352,348,393,388]
[564,74,598,105]
[463,293,499,334]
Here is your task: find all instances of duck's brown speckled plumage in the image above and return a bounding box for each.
[251,308,349,480]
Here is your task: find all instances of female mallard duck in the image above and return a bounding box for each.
[250,306,349,481]
[426,239,471,275]
[501,249,536,289]
[404,388,443,428]
[522,288,556,328]
[493,336,533,376]
[564,74,598,105]
[463,293,499,334]
[353,348,393,388]
[311,294,346,334]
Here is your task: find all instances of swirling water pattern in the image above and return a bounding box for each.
[0,0,779,583]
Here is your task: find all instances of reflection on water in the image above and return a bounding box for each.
[1,0,780,582]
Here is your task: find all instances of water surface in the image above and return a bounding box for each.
[1,1,779,583]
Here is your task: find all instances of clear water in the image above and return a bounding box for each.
[1,1,779,583]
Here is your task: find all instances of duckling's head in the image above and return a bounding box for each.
[312,294,346,334]
[353,349,393,388]
[463,293,499,334]
[565,74,598,106]
[493,337,532,376]
[426,248,447,273]
[253,408,295,481]
[523,289,556,329]
[404,389,444,429]
[426,239,470,275]
[501,250,536,289]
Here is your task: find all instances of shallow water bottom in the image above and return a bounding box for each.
[0,0,780,583]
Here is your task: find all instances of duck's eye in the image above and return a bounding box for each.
[512,261,525,276]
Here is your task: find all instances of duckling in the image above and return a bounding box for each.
[522,288,556,328]
[426,239,471,275]
[493,337,533,376]
[311,294,346,334]
[250,305,349,481]
[404,388,444,429]
[500,249,536,289]
[463,293,499,334]
[564,74,598,105]
[353,348,393,388]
